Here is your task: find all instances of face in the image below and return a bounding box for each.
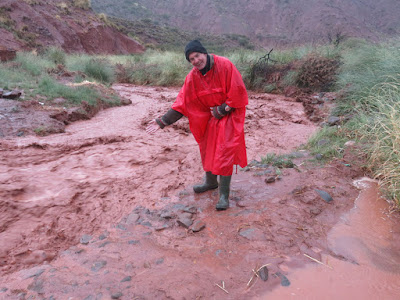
[188,52,207,70]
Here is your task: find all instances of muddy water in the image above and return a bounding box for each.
[266,178,400,299]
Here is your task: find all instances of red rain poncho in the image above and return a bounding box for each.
[172,54,248,176]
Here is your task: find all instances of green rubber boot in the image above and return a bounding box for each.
[193,172,218,193]
[216,175,231,211]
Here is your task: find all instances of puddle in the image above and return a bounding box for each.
[264,178,400,299]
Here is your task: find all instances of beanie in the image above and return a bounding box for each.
[184,40,208,61]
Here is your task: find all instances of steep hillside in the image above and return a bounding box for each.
[92,0,400,46]
[0,0,144,54]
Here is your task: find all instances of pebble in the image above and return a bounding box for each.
[126,213,140,225]
[265,176,276,183]
[191,220,206,232]
[155,258,164,265]
[177,218,193,228]
[121,276,132,282]
[128,240,140,245]
[111,292,123,299]
[315,189,333,202]
[80,234,92,245]
[91,261,107,272]
[258,266,269,281]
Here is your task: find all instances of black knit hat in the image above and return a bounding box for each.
[185,40,208,61]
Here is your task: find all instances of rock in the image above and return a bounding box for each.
[28,279,44,294]
[317,139,330,146]
[160,211,174,219]
[191,220,206,232]
[23,268,45,279]
[111,292,123,299]
[265,176,276,183]
[310,207,322,216]
[315,153,323,160]
[183,206,197,214]
[2,90,21,99]
[80,234,93,245]
[128,240,140,245]
[327,116,340,126]
[315,189,333,203]
[239,228,266,241]
[121,276,132,282]
[91,260,107,272]
[258,266,269,281]
[155,258,164,265]
[98,231,110,240]
[126,213,140,224]
[52,97,66,104]
[155,224,169,231]
[344,140,356,147]
[120,98,132,105]
[177,218,193,228]
[276,272,290,286]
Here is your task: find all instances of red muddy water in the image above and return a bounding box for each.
[0,85,399,299]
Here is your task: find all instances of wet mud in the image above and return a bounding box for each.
[0,85,396,299]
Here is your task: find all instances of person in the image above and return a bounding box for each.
[146,40,248,210]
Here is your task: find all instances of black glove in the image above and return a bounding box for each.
[212,103,234,119]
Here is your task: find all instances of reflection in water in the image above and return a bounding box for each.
[263,178,400,300]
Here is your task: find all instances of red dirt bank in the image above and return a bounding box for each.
[0,0,144,54]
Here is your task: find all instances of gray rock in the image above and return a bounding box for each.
[98,231,109,240]
[177,218,193,228]
[0,287,8,293]
[315,189,333,203]
[327,116,340,126]
[23,268,45,279]
[91,261,107,272]
[315,153,323,160]
[155,258,164,265]
[121,276,132,282]
[126,213,140,225]
[191,220,206,232]
[28,279,44,294]
[258,266,269,281]
[317,139,330,146]
[111,292,123,299]
[239,228,266,241]
[265,176,276,183]
[128,240,140,245]
[80,234,92,245]
[310,207,322,216]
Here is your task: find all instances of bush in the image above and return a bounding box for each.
[72,0,91,10]
[43,47,66,65]
[83,58,115,84]
[295,54,340,91]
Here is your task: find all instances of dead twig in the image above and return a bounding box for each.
[215,281,229,294]
[304,253,333,269]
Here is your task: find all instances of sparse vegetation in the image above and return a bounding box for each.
[72,0,91,10]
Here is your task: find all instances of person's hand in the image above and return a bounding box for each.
[146,119,160,134]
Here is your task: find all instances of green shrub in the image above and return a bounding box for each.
[83,58,115,84]
[43,47,66,65]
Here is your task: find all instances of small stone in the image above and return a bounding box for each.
[98,242,111,248]
[310,208,322,216]
[183,206,197,214]
[91,261,107,272]
[23,268,45,279]
[315,153,323,160]
[128,240,140,245]
[121,276,132,282]
[126,213,140,225]
[140,221,152,227]
[160,211,174,219]
[155,258,164,265]
[177,218,193,228]
[327,116,340,126]
[3,90,21,99]
[117,223,127,230]
[155,224,169,231]
[98,231,109,240]
[111,292,123,299]
[191,220,206,232]
[239,228,266,241]
[1,287,8,292]
[27,279,44,293]
[315,189,333,203]
[80,234,92,245]
[265,176,276,183]
[258,266,269,281]
[276,272,291,286]
[317,139,330,146]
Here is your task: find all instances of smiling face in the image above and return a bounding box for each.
[188,52,207,70]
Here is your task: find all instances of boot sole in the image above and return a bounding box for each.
[193,185,218,194]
